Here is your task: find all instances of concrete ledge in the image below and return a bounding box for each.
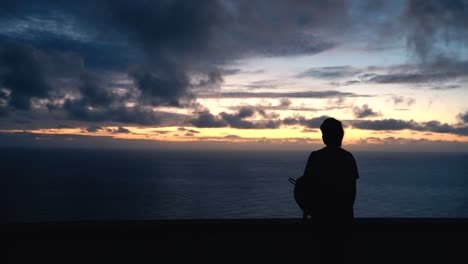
[3,219,468,264]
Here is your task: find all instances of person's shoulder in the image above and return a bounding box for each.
[310,147,327,157]
[338,148,356,159]
[306,147,328,163]
[309,147,326,154]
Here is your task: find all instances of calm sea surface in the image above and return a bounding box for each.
[2,148,468,223]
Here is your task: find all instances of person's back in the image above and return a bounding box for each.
[302,118,359,220]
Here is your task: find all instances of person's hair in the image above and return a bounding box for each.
[320,117,344,147]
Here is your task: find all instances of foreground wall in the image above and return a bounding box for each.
[3,219,467,264]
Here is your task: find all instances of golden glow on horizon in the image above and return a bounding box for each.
[2,125,467,145]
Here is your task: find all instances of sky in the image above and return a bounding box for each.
[1,0,468,151]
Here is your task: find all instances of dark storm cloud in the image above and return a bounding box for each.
[77,72,117,106]
[78,0,344,107]
[351,118,468,136]
[0,106,8,117]
[393,0,468,88]
[0,27,130,71]
[404,0,468,59]
[192,71,224,90]
[0,40,52,110]
[353,104,380,118]
[55,124,75,129]
[128,65,193,107]
[0,0,354,128]
[63,99,187,126]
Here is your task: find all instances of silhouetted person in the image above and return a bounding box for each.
[300,117,359,263]
[301,117,359,220]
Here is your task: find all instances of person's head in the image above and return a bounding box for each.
[320,117,344,147]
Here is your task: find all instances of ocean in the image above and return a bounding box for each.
[2,148,468,223]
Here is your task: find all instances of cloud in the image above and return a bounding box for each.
[185,129,199,134]
[237,107,255,118]
[76,71,119,106]
[2,0,467,137]
[64,101,158,125]
[353,104,380,118]
[353,58,468,85]
[296,66,360,79]
[152,130,171,135]
[63,98,187,126]
[351,119,419,131]
[220,68,242,75]
[224,134,241,139]
[236,79,290,89]
[368,69,465,84]
[457,111,468,123]
[86,125,102,132]
[390,96,415,106]
[128,64,193,107]
[85,126,133,134]
[334,58,468,86]
[197,90,369,99]
[403,0,468,59]
[279,98,292,107]
[227,100,350,113]
[190,107,282,129]
[57,124,75,129]
[301,128,319,133]
[115,127,130,133]
[190,110,228,128]
[431,85,462,90]
[0,0,355,127]
[219,107,281,129]
[351,118,468,136]
[192,71,224,90]
[282,115,330,128]
[0,41,53,110]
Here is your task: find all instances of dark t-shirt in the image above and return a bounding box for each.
[302,146,359,218]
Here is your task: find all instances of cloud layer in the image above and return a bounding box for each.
[0,0,468,149]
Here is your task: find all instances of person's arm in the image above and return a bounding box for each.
[350,154,359,206]
[302,152,314,178]
[350,178,357,207]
